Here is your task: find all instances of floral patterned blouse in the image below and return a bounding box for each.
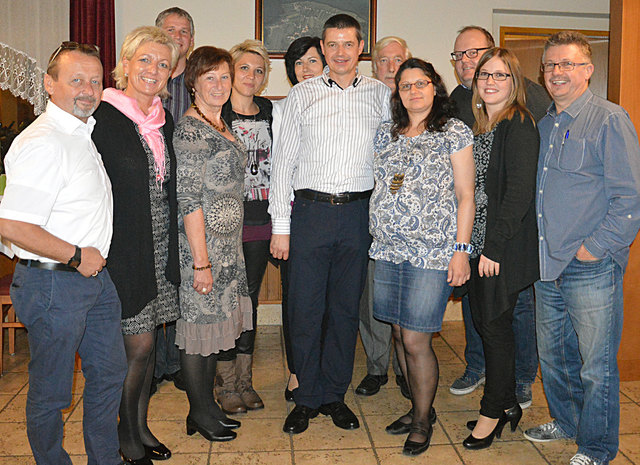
[369,119,473,270]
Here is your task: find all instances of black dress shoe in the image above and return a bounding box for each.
[319,401,359,430]
[403,423,433,456]
[120,450,153,465]
[283,405,319,434]
[355,374,388,396]
[186,416,236,441]
[385,407,437,435]
[396,375,411,400]
[217,416,241,429]
[463,404,522,450]
[143,443,171,460]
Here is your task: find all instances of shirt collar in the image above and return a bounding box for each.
[548,88,593,119]
[321,65,362,89]
[46,100,96,134]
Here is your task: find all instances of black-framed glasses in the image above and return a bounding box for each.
[450,47,491,61]
[398,79,432,91]
[475,71,512,81]
[541,61,589,73]
[48,41,100,67]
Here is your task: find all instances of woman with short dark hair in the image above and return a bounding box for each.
[273,36,326,401]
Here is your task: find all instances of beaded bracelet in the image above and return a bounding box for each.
[193,263,212,271]
[452,242,475,254]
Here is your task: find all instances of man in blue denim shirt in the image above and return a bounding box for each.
[524,31,640,465]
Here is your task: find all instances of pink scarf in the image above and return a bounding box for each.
[102,88,167,185]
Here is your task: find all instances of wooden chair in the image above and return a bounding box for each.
[0,273,25,376]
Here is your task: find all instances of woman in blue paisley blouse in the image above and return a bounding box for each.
[369,58,475,456]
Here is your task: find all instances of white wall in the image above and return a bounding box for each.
[115,0,609,96]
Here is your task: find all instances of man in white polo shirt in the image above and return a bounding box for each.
[0,43,127,465]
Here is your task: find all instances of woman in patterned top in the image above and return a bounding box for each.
[173,46,254,442]
[369,58,475,456]
[462,48,539,450]
[92,27,180,464]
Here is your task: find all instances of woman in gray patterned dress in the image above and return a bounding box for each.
[173,46,252,442]
[369,59,475,456]
[92,27,181,464]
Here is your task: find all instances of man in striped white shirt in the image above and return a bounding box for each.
[270,14,391,435]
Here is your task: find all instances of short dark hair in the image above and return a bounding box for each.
[284,37,326,85]
[184,46,233,102]
[391,58,454,138]
[457,25,495,48]
[47,42,101,80]
[155,6,195,35]
[322,14,362,43]
[544,30,592,60]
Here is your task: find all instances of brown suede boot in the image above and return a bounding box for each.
[235,354,264,410]
[214,360,247,414]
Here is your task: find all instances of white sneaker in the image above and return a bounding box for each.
[569,453,600,465]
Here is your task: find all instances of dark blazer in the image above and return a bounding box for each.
[92,101,180,319]
[482,110,540,295]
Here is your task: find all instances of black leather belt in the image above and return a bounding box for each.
[295,189,372,205]
[18,259,78,272]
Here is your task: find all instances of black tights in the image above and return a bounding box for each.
[218,240,269,361]
[119,330,159,460]
[392,325,438,443]
[180,350,228,433]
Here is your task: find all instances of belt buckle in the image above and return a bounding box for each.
[330,194,346,205]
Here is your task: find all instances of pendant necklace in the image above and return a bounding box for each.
[390,137,416,194]
[233,108,259,175]
[192,103,226,133]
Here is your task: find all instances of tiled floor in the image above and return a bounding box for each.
[1,321,640,464]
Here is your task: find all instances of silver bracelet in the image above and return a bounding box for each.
[453,242,474,254]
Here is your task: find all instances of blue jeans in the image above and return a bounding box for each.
[462,285,538,385]
[535,256,623,464]
[11,264,128,465]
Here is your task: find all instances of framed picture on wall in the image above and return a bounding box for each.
[255,0,377,59]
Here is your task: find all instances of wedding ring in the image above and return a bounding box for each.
[202,287,207,292]
[92,271,98,277]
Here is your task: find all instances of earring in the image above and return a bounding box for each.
[476,102,482,108]
[124,73,128,77]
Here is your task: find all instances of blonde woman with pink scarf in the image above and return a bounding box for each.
[92,26,180,465]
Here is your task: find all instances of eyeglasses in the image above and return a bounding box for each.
[475,71,512,81]
[398,79,432,91]
[48,41,100,67]
[450,47,491,61]
[540,61,589,73]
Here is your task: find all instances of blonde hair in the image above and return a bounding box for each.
[371,36,411,75]
[471,47,532,134]
[229,40,271,94]
[112,26,180,99]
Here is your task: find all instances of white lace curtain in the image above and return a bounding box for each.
[0,0,69,114]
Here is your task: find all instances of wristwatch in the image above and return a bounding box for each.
[67,245,82,268]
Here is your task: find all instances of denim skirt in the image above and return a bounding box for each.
[373,260,451,333]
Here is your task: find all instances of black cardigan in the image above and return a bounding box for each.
[92,101,180,319]
[482,111,540,295]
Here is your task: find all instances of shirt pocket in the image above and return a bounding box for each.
[557,139,585,172]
